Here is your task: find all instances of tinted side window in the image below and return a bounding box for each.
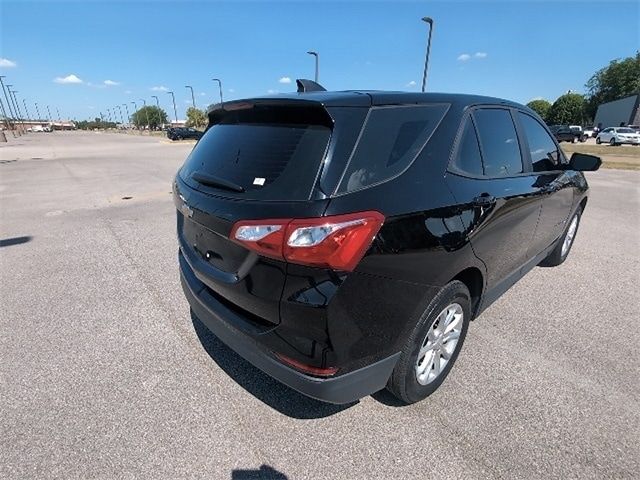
[452,118,483,176]
[336,104,449,194]
[518,112,561,172]
[473,109,523,177]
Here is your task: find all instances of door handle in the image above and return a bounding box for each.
[473,194,496,207]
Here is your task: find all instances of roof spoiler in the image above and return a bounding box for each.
[296,79,326,93]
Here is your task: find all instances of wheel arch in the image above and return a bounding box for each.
[450,267,484,320]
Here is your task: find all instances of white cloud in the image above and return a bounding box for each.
[457,53,471,62]
[474,52,488,59]
[124,90,132,94]
[0,58,17,68]
[151,85,168,92]
[199,92,207,96]
[406,80,417,88]
[54,74,83,84]
[278,77,292,84]
[228,88,235,93]
[528,96,545,102]
[103,79,120,86]
[267,89,279,94]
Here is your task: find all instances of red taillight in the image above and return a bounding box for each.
[230,211,384,271]
[275,353,339,377]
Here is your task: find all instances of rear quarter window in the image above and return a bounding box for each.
[335,104,449,194]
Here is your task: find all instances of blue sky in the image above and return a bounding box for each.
[1,0,638,121]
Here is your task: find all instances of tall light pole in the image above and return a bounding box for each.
[35,102,41,121]
[56,107,61,121]
[151,95,161,129]
[106,107,112,123]
[46,105,54,132]
[212,78,223,105]
[421,17,434,93]
[0,98,13,135]
[116,105,124,126]
[167,91,178,124]
[0,76,18,135]
[139,99,150,131]
[307,51,319,83]
[22,98,32,121]
[131,101,138,129]
[8,87,26,132]
[122,103,130,127]
[185,85,196,109]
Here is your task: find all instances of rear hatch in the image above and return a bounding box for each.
[175,101,346,325]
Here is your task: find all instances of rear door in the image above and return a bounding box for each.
[175,103,336,325]
[515,111,574,255]
[446,107,543,291]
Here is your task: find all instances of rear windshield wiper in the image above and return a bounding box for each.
[191,171,245,193]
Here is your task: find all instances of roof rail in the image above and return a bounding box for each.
[296,79,327,93]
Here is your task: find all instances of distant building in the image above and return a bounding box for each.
[594,95,640,128]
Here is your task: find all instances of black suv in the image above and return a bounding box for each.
[167,127,203,141]
[174,88,600,404]
[549,124,585,143]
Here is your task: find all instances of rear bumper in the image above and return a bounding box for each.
[180,251,400,404]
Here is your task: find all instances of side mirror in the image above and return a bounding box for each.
[569,152,601,171]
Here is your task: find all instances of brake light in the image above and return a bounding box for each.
[230,211,384,271]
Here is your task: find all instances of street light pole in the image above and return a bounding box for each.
[307,51,319,83]
[22,98,32,122]
[8,88,26,132]
[167,91,178,124]
[421,16,434,93]
[35,102,41,121]
[0,97,13,134]
[212,78,223,105]
[0,76,18,135]
[56,107,61,122]
[131,101,138,129]
[46,105,54,132]
[122,103,130,128]
[140,99,150,131]
[106,108,112,123]
[116,105,124,126]
[185,85,196,108]
[151,95,161,129]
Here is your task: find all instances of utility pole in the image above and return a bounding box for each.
[0,97,13,134]
[6,85,24,133]
[307,51,319,83]
[421,17,434,93]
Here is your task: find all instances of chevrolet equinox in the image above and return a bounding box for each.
[174,85,601,404]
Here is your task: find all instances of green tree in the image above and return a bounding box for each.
[185,107,207,128]
[585,52,640,120]
[131,105,168,129]
[526,99,552,122]
[547,93,586,125]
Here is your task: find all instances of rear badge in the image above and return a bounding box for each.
[253,177,266,186]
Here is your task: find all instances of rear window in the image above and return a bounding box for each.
[335,104,449,194]
[179,105,332,201]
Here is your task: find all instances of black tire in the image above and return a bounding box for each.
[386,281,471,404]
[539,206,583,267]
[596,137,601,144]
[572,136,578,143]
[609,138,616,146]
[176,135,183,141]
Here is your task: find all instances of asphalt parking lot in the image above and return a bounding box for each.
[1,131,639,479]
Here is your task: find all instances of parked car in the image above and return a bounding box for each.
[167,127,203,141]
[596,127,640,145]
[582,126,596,138]
[174,88,601,405]
[549,125,585,143]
